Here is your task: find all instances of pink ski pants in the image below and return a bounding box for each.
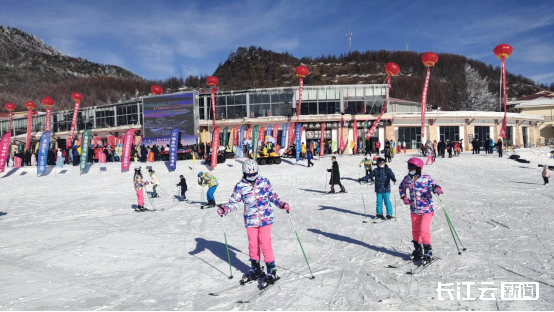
[411,212,434,245]
[136,190,144,206]
[425,155,434,165]
[246,225,274,263]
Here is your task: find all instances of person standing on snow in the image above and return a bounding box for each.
[147,169,161,198]
[542,165,550,185]
[425,146,434,165]
[495,139,503,157]
[327,156,346,193]
[398,158,443,263]
[306,149,314,167]
[366,157,396,220]
[217,159,290,285]
[198,171,218,206]
[177,175,188,200]
[133,166,150,211]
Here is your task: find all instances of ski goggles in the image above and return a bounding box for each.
[244,172,258,177]
[408,163,419,170]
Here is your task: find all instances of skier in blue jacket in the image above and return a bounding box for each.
[367,157,396,220]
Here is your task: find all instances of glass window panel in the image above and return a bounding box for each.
[227,105,246,119]
[318,89,327,100]
[251,104,270,117]
[215,106,226,119]
[261,93,270,103]
[250,93,262,104]
[270,103,290,117]
[300,103,309,115]
[236,94,246,104]
[309,102,318,115]
[319,102,327,115]
[327,102,337,114]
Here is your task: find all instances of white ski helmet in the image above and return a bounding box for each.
[242,159,259,182]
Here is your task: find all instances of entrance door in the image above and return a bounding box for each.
[474,126,490,151]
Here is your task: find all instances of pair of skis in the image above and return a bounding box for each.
[200,202,226,209]
[385,256,441,275]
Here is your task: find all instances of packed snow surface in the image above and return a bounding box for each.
[1,148,553,310]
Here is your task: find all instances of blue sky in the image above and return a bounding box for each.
[1,0,553,85]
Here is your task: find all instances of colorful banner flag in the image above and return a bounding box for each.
[222,127,229,148]
[266,126,272,140]
[259,127,265,143]
[169,128,179,171]
[320,123,325,156]
[79,129,92,174]
[272,124,279,141]
[25,109,33,150]
[121,129,134,173]
[281,123,288,149]
[233,126,239,146]
[252,125,260,161]
[353,120,358,154]
[147,151,154,162]
[239,125,245,157]
[69,100,81,148]
[339,116,345,152]
[295,123,302,162]
[289,122,295,145]
[99,152,106,164]
[37,131,52,175]
[56,153,64,168]
[500,59,508,138]
[210,88,217,127]
[0,133,11,173]
[420,68,430,140]
[228,127,234,149]
[14,156,22,168]
[211,127,221,170]
[107,135,116,148]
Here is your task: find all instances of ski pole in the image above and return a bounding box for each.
[394,189,397,221]
[287,211,315,279]
[437,195,465,254]
[358,168,368,219]
[325,172,328,192]
[437,195,465,250]
[220,215,234,279]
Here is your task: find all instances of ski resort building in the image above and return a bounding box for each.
[0,84,544,153]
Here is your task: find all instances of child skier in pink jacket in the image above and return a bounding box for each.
[398,158,443,263]
[133,166,149,212]
[218,159,290,285]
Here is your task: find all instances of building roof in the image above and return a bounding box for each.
[515,90,554,102]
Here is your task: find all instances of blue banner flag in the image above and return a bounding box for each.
[295,123,302,162]
[281,123,288,149]
[37,131,52,175]
[239,125,245,157]
[169,128,180,171]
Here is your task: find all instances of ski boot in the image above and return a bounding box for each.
[376,214,386,220]
[262,262,278,287]
[422,244,433,264]
[410,240,422,261]
[134,205,143,212]
[328,187,336,194]
[338,185,347,193]
[386,215,394,220]
[240,260,265,285]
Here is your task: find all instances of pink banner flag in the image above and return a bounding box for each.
[320,123,325,156]
[259,127,265,143]
[339,115,344,152]
[70,101,80,145]
[367,76,391,139]
[233,126,239,146]
[45,107,52,132]
[353,120,358,154]
[121,129,134,172]
[211,88,217,127]
[14,156,22,168]
[273,123,279,141]
[420,67,431,140]
[99,152,106,164]
[25,108,33,150]
[0,133,11,173]
[500,59,508,138]
[211,127,221,170]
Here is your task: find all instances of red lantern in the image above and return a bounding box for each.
[4,103,15,111]
[385,62,400,76]
[296,65,309,78]
[494,44,513,59]
[207,76,219,87]
[151,85,163,95]
[41,96,54,107]
[25,101,36,110]
[71,92,83,103]
[421,52,438,67]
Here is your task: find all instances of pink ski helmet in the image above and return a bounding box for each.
[407,157,424,169]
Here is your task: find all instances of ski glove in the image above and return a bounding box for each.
[280,202,290,213]
[145,181,150,185]
[402,196,410,205]
[217,205,227,216]
[327,169,331,172]
[434,186,443,195]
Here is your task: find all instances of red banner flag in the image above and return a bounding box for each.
[353,120,358,154]
[296,77,304,124]
[339,115,344,152]
[45,107,52,132]
[107,135,116,148]
[259,127,265,143]
[367,76,391,139]
[147,151,155,162]
[289,122,295,145]
[233,126,239,146]
[273,123,279,140]
[211,88,217,127]
[211,127,221,170]
[70,101,80,146]
[99,152,106,164]
[500,59,508,138]
[25,109,33,150]
[420,67,431,140]
[320,123,325,156]
[0,133,11,173]
[121,129,134,172]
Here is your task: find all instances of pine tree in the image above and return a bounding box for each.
[463,63,496,111]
